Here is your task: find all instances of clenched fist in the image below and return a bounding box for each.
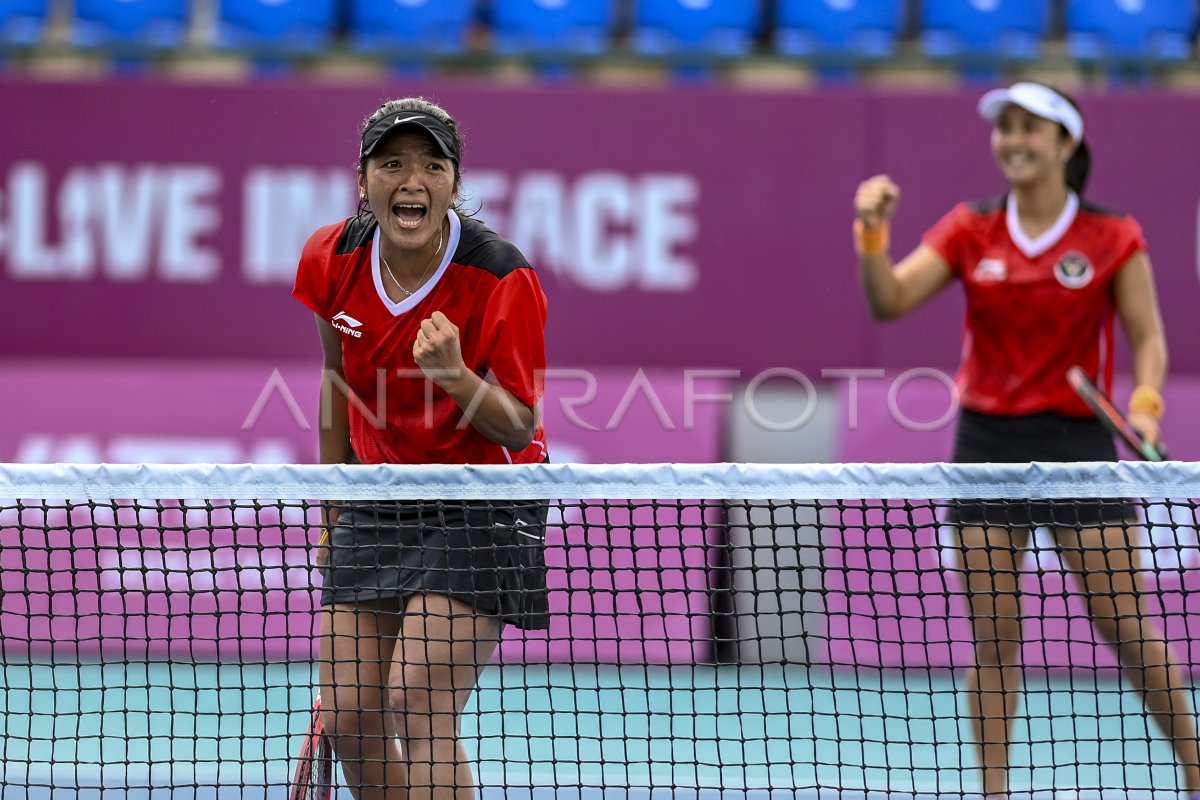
[855,175,901,229]
[413,311,465,385]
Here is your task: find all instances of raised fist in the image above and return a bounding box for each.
[855,175,901,229]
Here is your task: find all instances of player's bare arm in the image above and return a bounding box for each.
[854,175,953,320]
[314,314,352,567]
[1114,251,1168,444]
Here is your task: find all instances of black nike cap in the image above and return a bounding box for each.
[359,112,459,164]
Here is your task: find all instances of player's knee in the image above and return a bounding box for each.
[387,683,434,719]
[321,692,388,751]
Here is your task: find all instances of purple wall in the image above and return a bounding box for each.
[1,80,1197,375]
[0,361,725,664]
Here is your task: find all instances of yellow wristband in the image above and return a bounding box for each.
[1129,385,1164,420]
[853,219,889,257]
[318,528,331,546]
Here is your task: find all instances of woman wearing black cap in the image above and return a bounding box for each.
[293,97,550,800]
[853,82,1199,799]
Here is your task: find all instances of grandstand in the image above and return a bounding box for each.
[0,0,1196,83]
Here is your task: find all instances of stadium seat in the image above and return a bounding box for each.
[632,0,761,58]
[0,0,49,46]
[775,0,905,61]
[71,0,188,49]
[1066,0,1198,63]
[491,0,615,56]
[216,0,336,53]
[349,0,473,54]
[921,0,1051,63]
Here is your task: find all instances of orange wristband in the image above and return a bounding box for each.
[853,219,889,257]
[1129,385,1164,420]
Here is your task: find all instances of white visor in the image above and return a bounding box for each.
[977,82,1084,142]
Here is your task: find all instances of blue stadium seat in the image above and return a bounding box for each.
[921,0,1051,62]
[349,0,473,54]
[71,0,188,49]
[775,0,905,60]
[491,0,615,56]
[632,0,761,57]
[216,0,335,53]
[0,0,49,45]
[1066,0,1197,63]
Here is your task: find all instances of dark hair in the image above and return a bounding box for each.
[357,97,465,214]
[1027,81,1090,197]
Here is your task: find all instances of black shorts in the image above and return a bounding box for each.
[322,499,550,630]
[945,409,1138,528]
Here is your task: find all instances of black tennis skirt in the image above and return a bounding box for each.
[322,499,550,630]
[945,408,1137,528]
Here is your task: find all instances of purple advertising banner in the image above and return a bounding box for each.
[2,80,1197,376]
[0,361,725,664]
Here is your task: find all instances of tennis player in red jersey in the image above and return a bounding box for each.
[293,97,549,800]
[853,82,1199,799]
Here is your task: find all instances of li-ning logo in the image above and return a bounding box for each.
[332,311,363,338]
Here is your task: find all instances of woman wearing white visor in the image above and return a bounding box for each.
[853,82,1199,799]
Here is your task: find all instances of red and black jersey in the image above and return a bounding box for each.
[293,210,548,465]
[922,193,1146,417]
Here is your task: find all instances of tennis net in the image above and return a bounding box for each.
[1,461,1199,800]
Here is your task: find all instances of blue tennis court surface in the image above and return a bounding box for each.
[0,663,1194,799]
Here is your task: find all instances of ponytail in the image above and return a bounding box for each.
[1066,137,1090,197]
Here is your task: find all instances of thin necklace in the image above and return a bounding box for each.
[380,224,444,298]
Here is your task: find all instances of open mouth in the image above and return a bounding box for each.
[393,203,427,229]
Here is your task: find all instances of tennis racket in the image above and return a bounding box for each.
[1067,366,1167,462]
[293,526,334,800]
[290,691,333,800]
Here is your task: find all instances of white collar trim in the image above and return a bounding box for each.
[1006,191,1078,258]
[371,209,461,316]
